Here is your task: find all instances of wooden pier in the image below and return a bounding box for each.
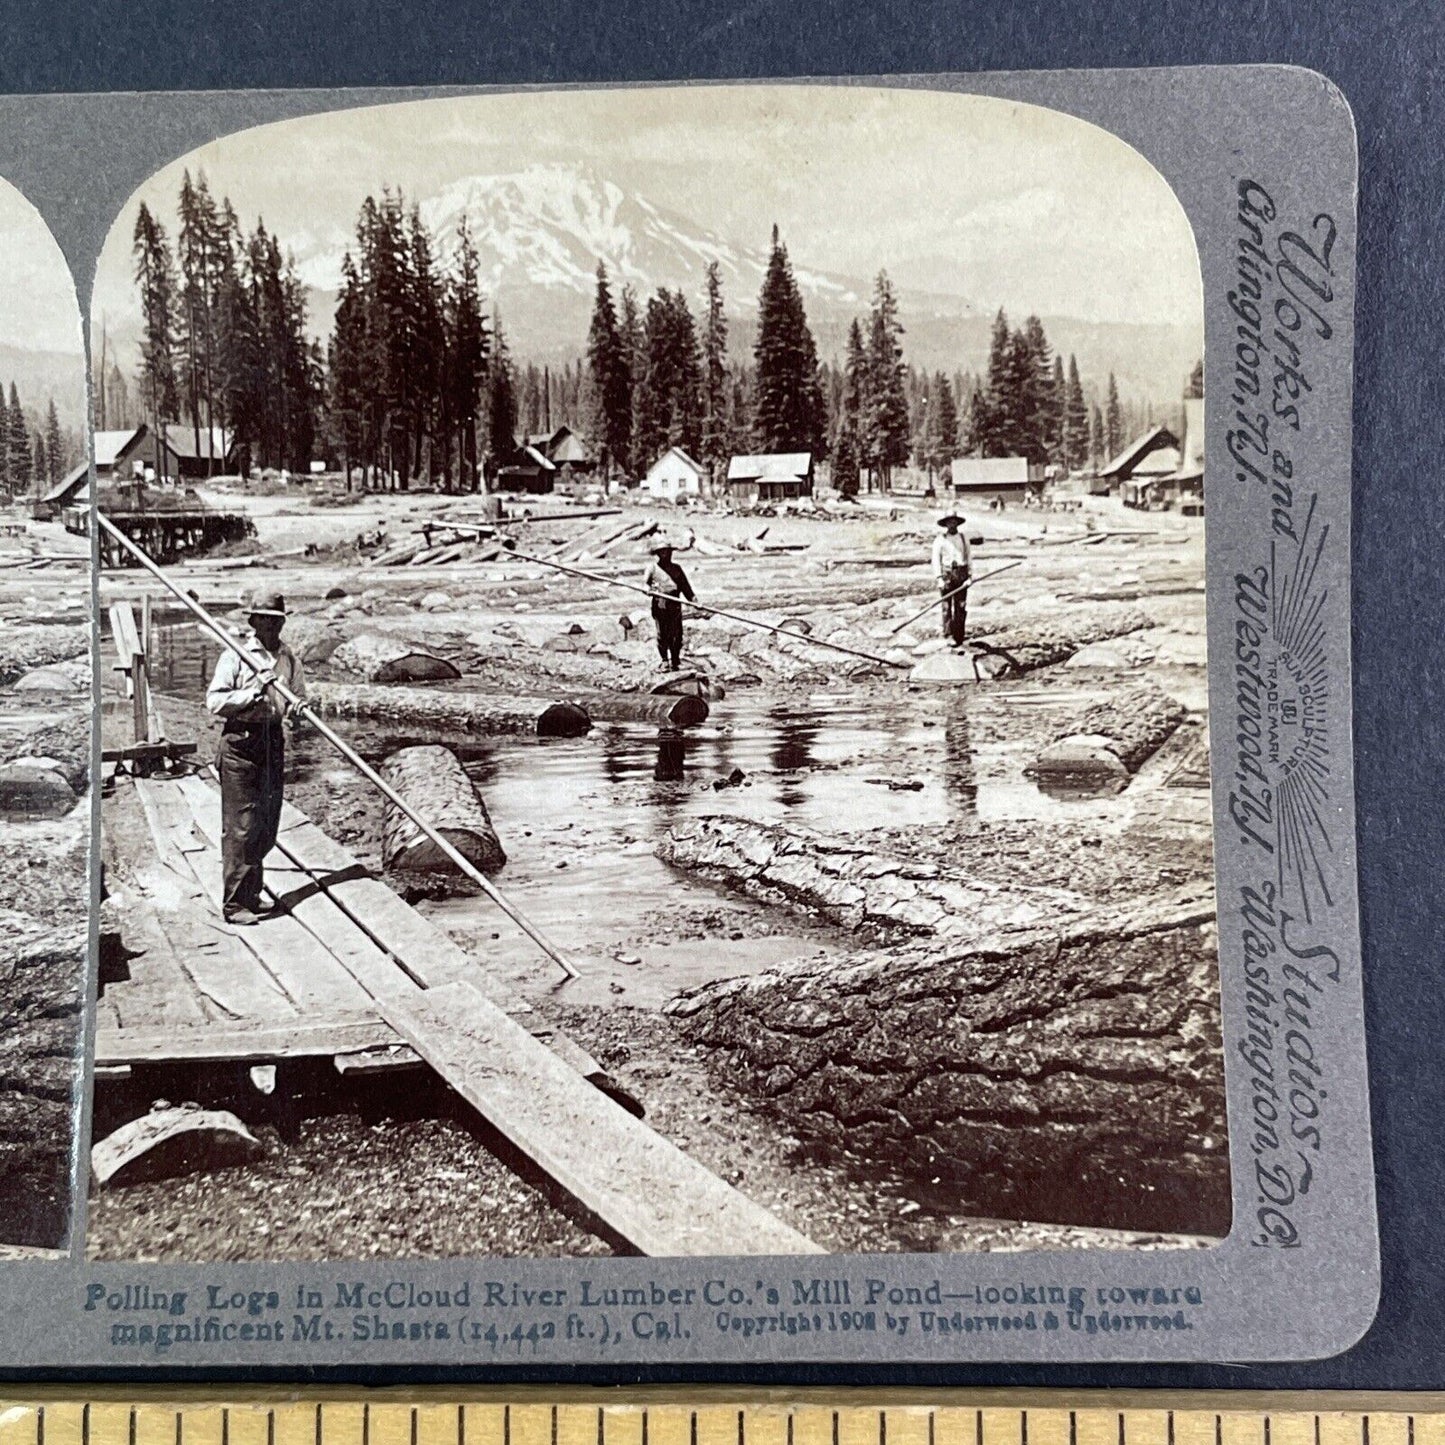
[98,767,821,1257]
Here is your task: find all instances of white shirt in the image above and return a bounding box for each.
[932,530,971,579]
[206,634,306,722]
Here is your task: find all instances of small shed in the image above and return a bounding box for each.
[643,447,705,502]
[162,425,235,479]
[495,445,557,494]
[1095,424,1181,497]
[93,426,152,481]
[950,456,1045,504]
[726,452,814,506]
[33,461,90,520]
[1130,399,1204,514]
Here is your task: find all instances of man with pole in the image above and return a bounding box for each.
[642,537,696,673]
[204,591,306,925]
[931,513,972,648]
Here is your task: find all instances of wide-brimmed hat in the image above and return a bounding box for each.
[649,538,677,553]
[936,513,965,527]
[247,590,288,618]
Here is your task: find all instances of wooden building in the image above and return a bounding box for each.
[725,452,814,506]
[643,447,705,502]
[494,444,558,494]
[1127,399,1204,514]
[1095,424,1181,498]
[949,456,1045,505]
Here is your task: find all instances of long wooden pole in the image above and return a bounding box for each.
[887,560,1023,636]
[95,512,582,983]
[467,530,911,672]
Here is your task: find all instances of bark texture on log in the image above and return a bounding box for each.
[667,892,1228,1236]
[1027,682,1188,778]
[0,625,89,686]
[0,711,90,791]
[970,602,1151,672]
[381,744,506,878]
[308,681,591,737]
[660,816,1086,940]
[0,922,87,1249]
[330,630,462,683]
[571,692,709,730]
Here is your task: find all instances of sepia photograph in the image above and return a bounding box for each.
[0,174,93,1256]
[85,84,1226,1262]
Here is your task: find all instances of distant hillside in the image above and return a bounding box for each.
[0,343,87,430]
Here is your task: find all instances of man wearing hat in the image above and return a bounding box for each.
[932,513,972,647]
[205,591,307,925]
[642,538,697,672]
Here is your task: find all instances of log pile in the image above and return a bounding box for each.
[666,890,1229,1236]
[381,744,506,878]
[659,816,1085,940]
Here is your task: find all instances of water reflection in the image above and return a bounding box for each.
[942,706,978,813]
[653,729,687,783]
[769,708,819,808]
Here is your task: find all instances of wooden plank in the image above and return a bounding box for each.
[104,891,212,1028]
[153,778,379,1020]
[130,779,298,1021]
[174,780,403,1014]
[93,1014,399,1066]
[387,978,824,1256]
[108,601,140,669]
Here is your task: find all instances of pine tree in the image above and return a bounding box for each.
[485,321,518,475]
[866,271,911,490]
[700,261,730,481]
[584,263,630,478]
[1063,354,1089,471]
[43,399,63,485]
[1018,315,1054,465]
[632,290,703,469]
[133,201,181,472]
[618,285,643,472]
[751,225,825,456]
[7,385,30,496]
[925,370,959,479]
[977,308,1012,457]
[32,433,46,494]
[445,218,489,493]
[1105,372,1123,459]
[832,426,860,500]
[0,385,10,494]
[1049,353,1067,463]
[843,317,872,488]
[1089,402,1105,471]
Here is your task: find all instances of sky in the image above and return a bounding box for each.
[91,84,1202,346]
[0,176,84,355]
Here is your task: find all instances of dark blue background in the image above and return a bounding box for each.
[3,0,1441,1390]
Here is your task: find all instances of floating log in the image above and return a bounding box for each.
[381,743,506,878]
[660,816,1083,940]
[329,630,463,683]
[572,691,709,729]
[969,601,1152,673]
[308,680,591,737]
[1027,681,1188,778]
[666,889,1227,1237]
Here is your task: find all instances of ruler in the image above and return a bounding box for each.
[1,1397,1443,1445]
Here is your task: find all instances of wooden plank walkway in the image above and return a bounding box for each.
[99,773,822,1257]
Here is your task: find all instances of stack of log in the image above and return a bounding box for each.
[666,889,1229,1236]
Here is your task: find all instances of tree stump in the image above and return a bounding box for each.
[381,744,506,879]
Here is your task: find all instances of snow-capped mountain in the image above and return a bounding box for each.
[297,162,868,322]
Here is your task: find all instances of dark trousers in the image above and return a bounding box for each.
[941,567,970,645]
[218,721,285,917]
[652,598,684,668]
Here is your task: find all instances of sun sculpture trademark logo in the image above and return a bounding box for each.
[1232,498,1334,926]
